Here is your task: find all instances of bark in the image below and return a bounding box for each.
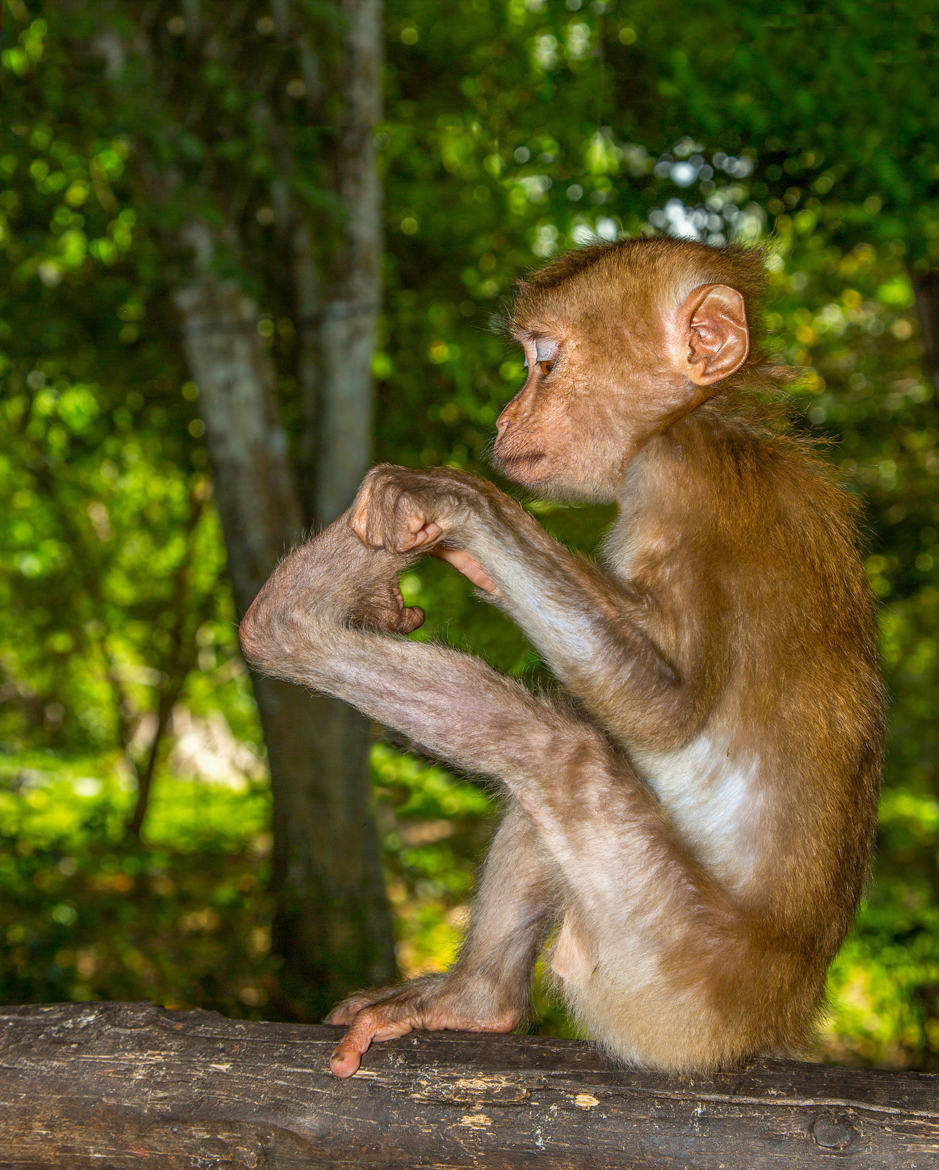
[2,1002,938,1169]
[302,0,383,528]
[174,224,394,1015]
[912,269,939,404]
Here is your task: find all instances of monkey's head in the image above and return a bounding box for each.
[494,238,774,502]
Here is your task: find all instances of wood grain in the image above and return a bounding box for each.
[0,1002,936,1168]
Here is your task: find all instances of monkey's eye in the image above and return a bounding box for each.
[533,338,558,377]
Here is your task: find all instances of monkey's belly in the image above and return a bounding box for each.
[551,913,592,984]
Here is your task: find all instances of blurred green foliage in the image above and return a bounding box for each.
[1,1,937,1067]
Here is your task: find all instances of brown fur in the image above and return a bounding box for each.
[512,237,786,394]
[239,238,884,1078]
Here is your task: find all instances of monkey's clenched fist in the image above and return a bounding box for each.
[352,574,425,636]
[350,465,501,594]
[349,464,474,551]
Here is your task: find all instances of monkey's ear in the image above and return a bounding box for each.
[676,284,749,387]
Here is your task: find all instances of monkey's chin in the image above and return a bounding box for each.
[500,457,615,505]
[497,456,583,503]
[495,452,547,484]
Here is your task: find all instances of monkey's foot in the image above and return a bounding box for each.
[325,975,521,1077]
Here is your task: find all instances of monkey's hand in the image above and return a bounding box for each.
[350,465,501,593]
[325,973,522,1078]
[350,464,479,554]
[348,573,426,635]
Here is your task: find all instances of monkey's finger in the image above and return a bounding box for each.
[350,494,390,550]
[329,1011,414,1078]
[325,983,403,1025]
[434,546,501,595]
[325,997,372,1026]
[348,503,371,545]
[387,498,428,552]
[410,521,443,549]
[364,499,391,550]
[395,605,425,634]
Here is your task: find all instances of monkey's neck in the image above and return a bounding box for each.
[612,397,790,565]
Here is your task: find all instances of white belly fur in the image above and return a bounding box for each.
[634,735,764,890]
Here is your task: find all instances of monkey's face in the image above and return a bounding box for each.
[495,264,751,503]
[494,312,676,503]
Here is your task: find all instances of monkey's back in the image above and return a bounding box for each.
[628,402,883,952]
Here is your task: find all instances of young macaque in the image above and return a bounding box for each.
[239,237,883,1078]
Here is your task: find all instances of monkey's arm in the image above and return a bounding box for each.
[349,466,715,748]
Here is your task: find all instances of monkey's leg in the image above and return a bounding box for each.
[308,632,774,1074]
[348,467,710,748]
[245,585,759,1074]
[325,803,557,1076]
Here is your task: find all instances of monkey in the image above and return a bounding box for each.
[238,237,884,1079]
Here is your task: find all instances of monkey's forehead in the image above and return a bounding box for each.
[509,237,767,327]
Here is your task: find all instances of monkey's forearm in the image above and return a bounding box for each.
[453,492,704,746]
[348,464,705,747]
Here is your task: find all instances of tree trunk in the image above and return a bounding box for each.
[83,0,395,1016]
[174,237,395,1017]
[302,0,383,528]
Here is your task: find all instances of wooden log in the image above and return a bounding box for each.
[0,1001,936,1168]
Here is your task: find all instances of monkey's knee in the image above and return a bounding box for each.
[238,594,305,673]
[238,601,270,668]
